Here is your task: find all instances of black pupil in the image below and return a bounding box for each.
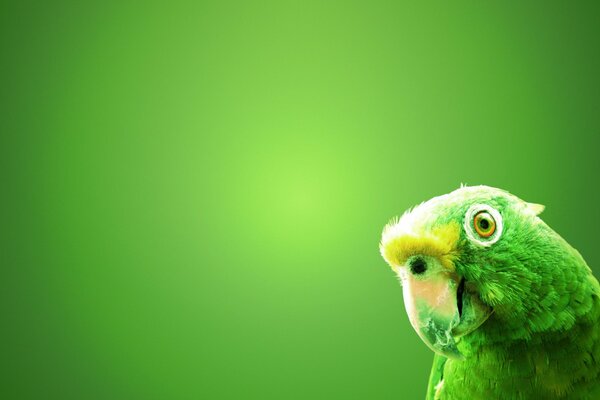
[479,218,490,230]
[409,258,427,275]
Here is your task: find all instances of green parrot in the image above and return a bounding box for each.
[379,185,600,399]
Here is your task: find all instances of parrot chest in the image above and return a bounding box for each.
[436,331,600,400]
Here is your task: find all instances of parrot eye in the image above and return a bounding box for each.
[474,211,496,238]
[464,204,503,246]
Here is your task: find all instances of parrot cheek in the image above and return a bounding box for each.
[400,271,464,360]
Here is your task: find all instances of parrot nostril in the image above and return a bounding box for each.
[409,257,427,275]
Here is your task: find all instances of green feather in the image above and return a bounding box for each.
[426,353,447,400]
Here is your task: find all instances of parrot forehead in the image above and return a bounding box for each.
[380,185,542,266]
[380,221,460,269]
[381,186,493,242]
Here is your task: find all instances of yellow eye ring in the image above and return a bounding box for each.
[473,211,496,238]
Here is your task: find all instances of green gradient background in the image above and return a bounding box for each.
[3,2,600,399]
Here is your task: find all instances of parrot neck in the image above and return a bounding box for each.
[444,292,600,398]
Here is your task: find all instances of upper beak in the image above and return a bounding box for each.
[401,264,464,359]
[399,258,492,359]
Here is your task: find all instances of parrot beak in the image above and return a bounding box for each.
[397,258,492,360]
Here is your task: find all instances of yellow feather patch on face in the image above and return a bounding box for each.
[380,221,460,271]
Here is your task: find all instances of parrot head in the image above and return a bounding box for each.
[380,185,591,359]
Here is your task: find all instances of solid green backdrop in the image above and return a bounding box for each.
[3,1,600,399]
